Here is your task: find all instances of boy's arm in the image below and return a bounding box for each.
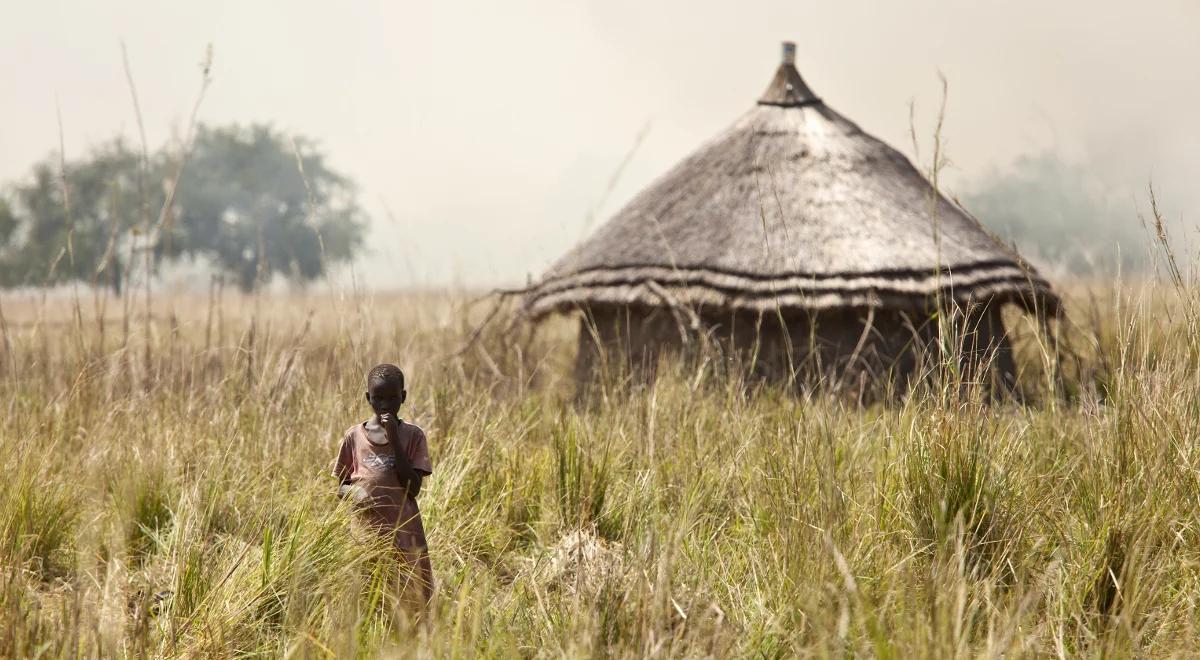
[395,458,423,499]
[382,416,423,499]
[333,433,354,498]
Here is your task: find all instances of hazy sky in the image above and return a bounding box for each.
[2,0,1197,287]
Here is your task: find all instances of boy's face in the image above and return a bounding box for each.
[366,381,406,416]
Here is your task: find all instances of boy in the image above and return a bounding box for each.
[334,363,433,605]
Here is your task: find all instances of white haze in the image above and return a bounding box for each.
[1,0,1197,288]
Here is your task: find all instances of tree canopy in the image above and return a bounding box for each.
[964,152,1148,274]
[0,139,144,290]
[0,123,365,291]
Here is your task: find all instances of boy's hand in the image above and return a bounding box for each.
[376,412,413,465]
[377,412,403,441]
[378,413,404,447]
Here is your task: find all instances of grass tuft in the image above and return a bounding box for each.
[0,272,1197,655]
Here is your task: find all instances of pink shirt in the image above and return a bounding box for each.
[333,419,432,550]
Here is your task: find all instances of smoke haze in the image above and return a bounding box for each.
[1,0,1196,287]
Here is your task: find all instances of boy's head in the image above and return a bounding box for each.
[365,363,407,416]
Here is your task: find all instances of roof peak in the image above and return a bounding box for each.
[758,41,821,108]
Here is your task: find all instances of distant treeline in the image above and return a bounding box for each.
[0,128,1165,292]
[964,152,1154,275]
[0,123,365,292]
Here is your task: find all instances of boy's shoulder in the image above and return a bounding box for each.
[341,422,364,441]
[399,420,427,438]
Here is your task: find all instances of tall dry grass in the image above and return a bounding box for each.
[6,37,1196,657]
[0,261,1198,658]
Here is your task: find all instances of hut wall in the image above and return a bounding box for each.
[575,301,1018,397]
[574,305,685,384]
[704,307,939,396]
[957,302,1018,393]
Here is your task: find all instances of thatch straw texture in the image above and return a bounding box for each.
[524,59,1055,319]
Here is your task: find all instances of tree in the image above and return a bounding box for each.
[964,152,1148,274]
[0,139,145,291]
[171,124,365,291]
[0,123,366,292]
[0,198,16,284]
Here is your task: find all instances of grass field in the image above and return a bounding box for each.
[1,272,1198,657]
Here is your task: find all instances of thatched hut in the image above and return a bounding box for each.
[523,42,1057,395]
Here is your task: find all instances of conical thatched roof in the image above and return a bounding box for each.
[525,43,1056,318]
